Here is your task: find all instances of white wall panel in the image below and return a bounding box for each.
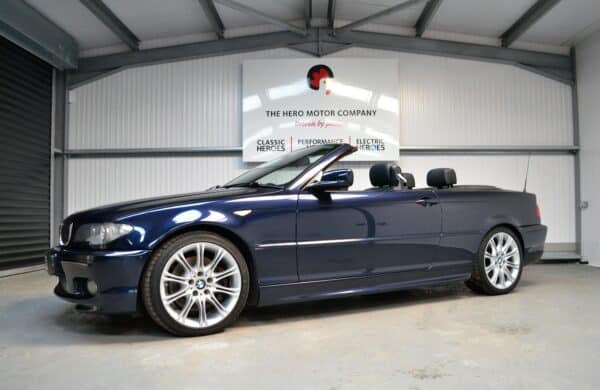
[576,29,600,265]
[329,48,574,146]
[67,156,247,214]
[69,47,574,149]
[69,49,311,149]
[67,47,576,244]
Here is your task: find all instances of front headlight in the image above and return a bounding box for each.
[73,223,133,248]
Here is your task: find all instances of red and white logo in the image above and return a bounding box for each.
[307,64,334,95]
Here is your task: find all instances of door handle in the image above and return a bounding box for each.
[416,197,438,206]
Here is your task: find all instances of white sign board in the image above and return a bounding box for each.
[242,59,399,162]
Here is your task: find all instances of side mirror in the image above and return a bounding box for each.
[305,168,354,193]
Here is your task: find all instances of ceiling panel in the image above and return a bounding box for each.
[519,0,600,45]
[336,0,426,27]
[429,0,537,37]
[103,0,214,40]
[216,0,305,28]
[25,0,121,49]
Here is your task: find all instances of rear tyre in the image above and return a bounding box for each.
[466,227,523,295]
[141,232,249,336]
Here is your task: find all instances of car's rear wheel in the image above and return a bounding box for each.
[141,232,249,336]
[466,227,523,295]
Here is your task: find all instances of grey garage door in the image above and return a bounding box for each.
[0,36,52,270]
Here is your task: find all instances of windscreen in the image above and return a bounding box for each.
[224,144,339,188]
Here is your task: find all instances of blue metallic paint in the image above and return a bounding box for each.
[47,144,547,313]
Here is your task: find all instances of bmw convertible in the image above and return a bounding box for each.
[47,143,547,336]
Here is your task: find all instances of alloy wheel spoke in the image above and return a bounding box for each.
[196,243,205,270]
[178,296,195,321]
[490,267,500,284]
[165,288,191,305]
[174,251,194,273]
[496,233,505,254]
[498,268,506,286]
[502,238,512,254]
[504,248,518,258]
[163,271,188,285]
[213,267,237,282]
[504,268,514,282]
[485,263,495,273]
[206,249,226,275]
[198,298,208,326]
[208,293,228,316]
[213,284,240,296]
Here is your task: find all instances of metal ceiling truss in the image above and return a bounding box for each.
[334,0,427,35]
[415,0,442,37]
[0,0,573,85]
[65,0,574,87]
[214,0,307,36]
[327,0,336,28]
[500,0,562,48]
[305,0,312,29]
[80,0,140,51]
[0,0,78,70]
[198,0,225,39]
[70,26,573,88]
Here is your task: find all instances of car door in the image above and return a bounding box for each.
[296,188,442,282]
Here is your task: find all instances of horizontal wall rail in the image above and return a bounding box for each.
[58,145,579,158]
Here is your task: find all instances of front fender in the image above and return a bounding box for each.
[119,205,247,250]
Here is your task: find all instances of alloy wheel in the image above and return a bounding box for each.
[159,242,242,328]
[483,232,521,290]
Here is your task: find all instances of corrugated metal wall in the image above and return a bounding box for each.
[576,29,600,265]
[0,36,52,269]
[67,47,576,244]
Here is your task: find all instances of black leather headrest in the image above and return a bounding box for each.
[427,168,457,188]
[401,172,415,189]
[370,163,401,187]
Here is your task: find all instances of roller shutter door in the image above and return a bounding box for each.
[0,36,52,270]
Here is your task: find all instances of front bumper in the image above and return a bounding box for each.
[519,224,548,266]
[46,248,151,314]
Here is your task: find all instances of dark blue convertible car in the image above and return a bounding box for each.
[47,143,547,336]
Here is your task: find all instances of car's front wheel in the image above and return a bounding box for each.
[466,227,523,295]
[141,232,249,336]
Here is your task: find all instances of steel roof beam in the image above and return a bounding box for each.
[500,0,561,48]
[0,0,78,69]
[214,0,307,36]
[73,28,572,85]
[305,0,312,29]
[415,0,442,37]
[198,0,225,39]
[77,30,311,74]
[335,0,426,35]
[80,0,140,51]
[327,0,336,28]
[338,29,570,70]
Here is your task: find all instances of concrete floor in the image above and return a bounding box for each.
[1,264,599,389]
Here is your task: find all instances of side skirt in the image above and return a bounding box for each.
[257,271,471,307]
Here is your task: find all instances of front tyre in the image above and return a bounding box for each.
[141,232,249,336]
[466,227,523,295]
